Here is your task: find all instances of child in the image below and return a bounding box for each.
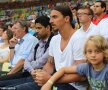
[41,35,108,90]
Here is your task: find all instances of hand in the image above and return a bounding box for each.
[7,71,12,75]
[35,69,51,86]
[0,56,3,63]
[41,83,52,90]
[9,37,18,47]
[31,69,36,80]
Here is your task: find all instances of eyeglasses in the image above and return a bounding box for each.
[77,13,90,16]
[94,5,101,7]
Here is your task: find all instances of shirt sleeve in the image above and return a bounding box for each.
[24,48,35,72]
[31,48,49,69]
[24,47,49,73]
[76,63,88,76]
[49,37,54,57]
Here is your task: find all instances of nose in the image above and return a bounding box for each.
[11,28,15,33]
[50,18,53,23]
[91,52,96,58]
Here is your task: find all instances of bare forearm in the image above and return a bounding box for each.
[56,74,86,83]
[10,49,15,60]
[9,59,24,74]
[43,56,55,75]
[48,68,65,84]
[43,63,54,75]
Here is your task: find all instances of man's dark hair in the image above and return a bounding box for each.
[96,1,106,12]
[35,16,52,31]
[53,5,75,29]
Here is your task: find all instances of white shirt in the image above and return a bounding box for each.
[96,18,108,39]
[49,33,86,90]
[78,22,99,38]
[0,43,10,60]
[49,34,85,71]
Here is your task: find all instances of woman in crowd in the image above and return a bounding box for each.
[0,29,13,71]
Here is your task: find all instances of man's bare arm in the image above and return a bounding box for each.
[43,55,55,74]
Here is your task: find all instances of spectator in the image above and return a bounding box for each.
[92,1,108,25]
[0,25,7,43]
[8,20,38,75]
[28,19,37,36]
[0,29,13,72]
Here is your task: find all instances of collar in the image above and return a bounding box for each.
[80,22,94,33]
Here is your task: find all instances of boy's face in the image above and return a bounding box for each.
[85,41,104,66]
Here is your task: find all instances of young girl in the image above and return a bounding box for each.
[41,35,108,90]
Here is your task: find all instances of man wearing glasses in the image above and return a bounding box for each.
[76,6,99,38]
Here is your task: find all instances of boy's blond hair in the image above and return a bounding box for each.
[84,35,108,63]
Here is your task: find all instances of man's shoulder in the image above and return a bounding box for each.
[98,18,108,25]
[51,34,61,41]
[72,30,85,39]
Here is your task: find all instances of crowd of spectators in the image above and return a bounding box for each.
[0,1,108,90]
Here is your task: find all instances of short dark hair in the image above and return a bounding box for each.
[14,20,29,33]
[53,5,75,29]
[35,16,52,31]
[96,1,106,12]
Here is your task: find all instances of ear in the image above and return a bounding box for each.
[65,16,70,22]
[46,25,50,30]
[46,25,50,31]
[22,27,26,32]
[102,7,105,12]
[89,15,93,20]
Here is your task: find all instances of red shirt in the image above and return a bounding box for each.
[92,14,108,25]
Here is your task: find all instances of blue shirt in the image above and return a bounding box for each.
[10,33,38,67]
[28,28,36,36]
[0,37,3,43]
[77,63,108,90]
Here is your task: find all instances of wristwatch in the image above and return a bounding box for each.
[9,46,15,49]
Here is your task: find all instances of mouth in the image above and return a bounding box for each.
[51,23,55,26]
[89,59,96,61]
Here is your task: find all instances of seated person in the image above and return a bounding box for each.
[0,25,7,43]
[0,29,13,73]
[7,20,38,75]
